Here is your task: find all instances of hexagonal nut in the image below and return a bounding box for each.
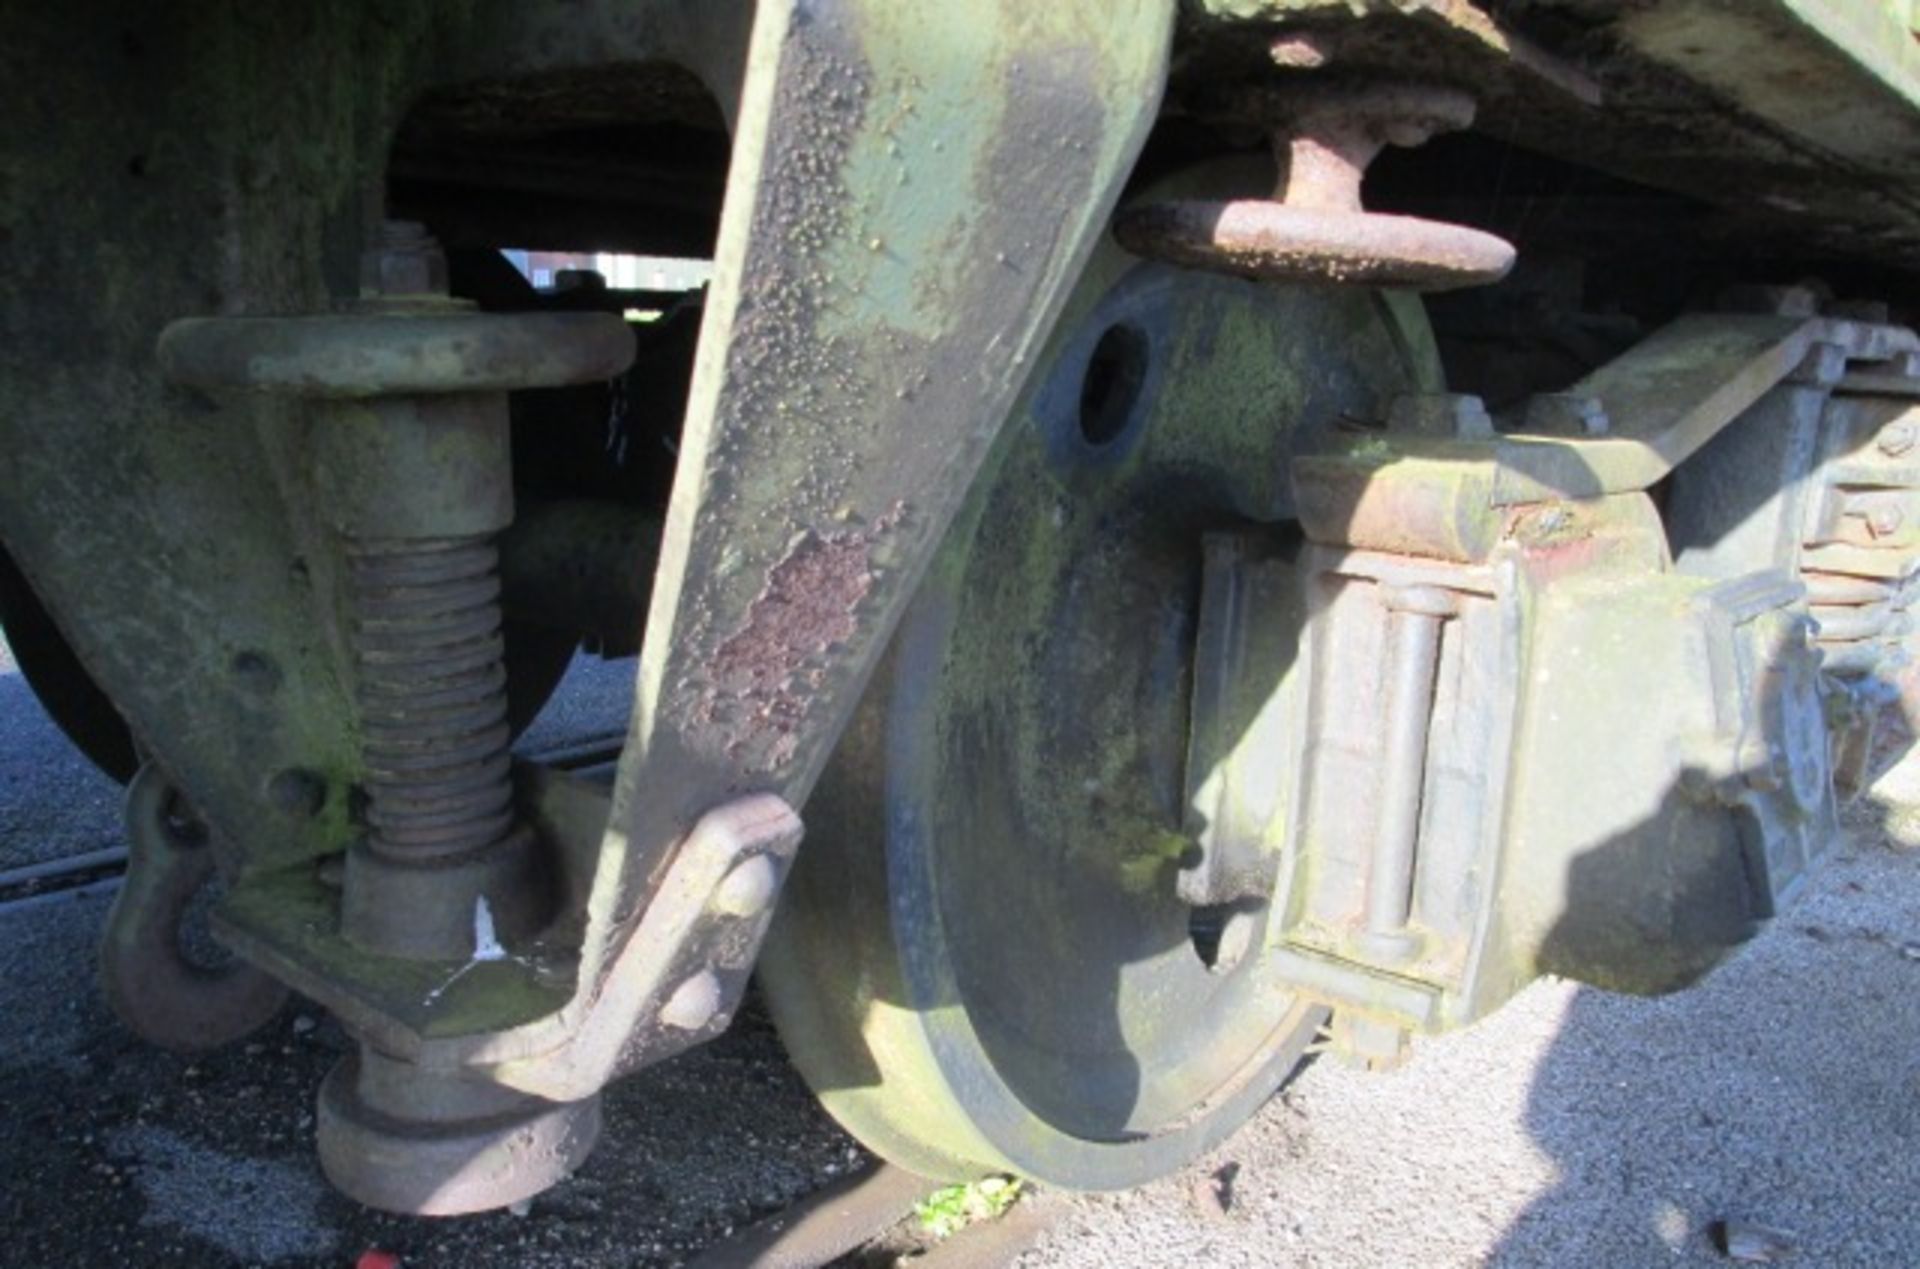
[1386,392,1494,439]
[553,269,607,294]
[1877,419,1919,457]
[1866,502,1906,538]
[1716,283,1824,318]
[659,970,724,1032]
[1523,393,1609,436]
[359,222,448,299]
[714,853,783,918]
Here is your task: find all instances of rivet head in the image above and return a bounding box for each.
[659,971,724,1032]
[715,854,782,918]
[1878,420,1917,456]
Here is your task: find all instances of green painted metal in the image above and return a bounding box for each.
[579,0,1180,1021]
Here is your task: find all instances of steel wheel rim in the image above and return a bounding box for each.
[763,182,1439,1187]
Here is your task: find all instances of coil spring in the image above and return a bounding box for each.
[348,537,516,861]
[1805,569,1901,676]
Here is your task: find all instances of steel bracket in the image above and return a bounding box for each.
[1265,423,1839,1029]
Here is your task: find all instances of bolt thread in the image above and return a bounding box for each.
[348,537,517,860]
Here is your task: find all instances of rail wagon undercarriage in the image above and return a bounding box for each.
[8,0,1920,1216]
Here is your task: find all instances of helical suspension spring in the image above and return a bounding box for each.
[1804,568,1902,677]
[347,536,519,863]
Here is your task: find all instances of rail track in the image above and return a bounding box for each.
[0,729,630,918]
[0,846,128,914]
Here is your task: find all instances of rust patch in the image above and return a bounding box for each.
[1113,81,1513,292]
[1114,199,1514,291]
[693,509,902,773]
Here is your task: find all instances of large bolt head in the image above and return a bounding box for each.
[659,970,724,1032]
[1878,420,1918,457]
[1524,393,1610,436]
[714,853,783,918]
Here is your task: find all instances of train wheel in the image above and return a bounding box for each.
[760,210,1441,1188]
[0,539,142,782]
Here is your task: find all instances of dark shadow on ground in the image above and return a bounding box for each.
[1487,725,1920,1266]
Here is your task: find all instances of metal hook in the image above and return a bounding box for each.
[99,764,289,1051]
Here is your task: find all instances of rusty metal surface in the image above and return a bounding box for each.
[1489,313,1920,508]
[226,0,1169,1045]
[1179,1,1605,116]
[1257,298,1920,1052]
[1114,199,1515,289]
[0,0,752,893]
[472,792,802,1101]
[622,0,1172,802]
[1667,321,1920,789]
[1294,437,1508,562]
[685,1164,934,1269]
[1252,296,1916,1045]
[1116,80,1515,290]
[1263,508,1834,1035]
[162,224,634,968]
